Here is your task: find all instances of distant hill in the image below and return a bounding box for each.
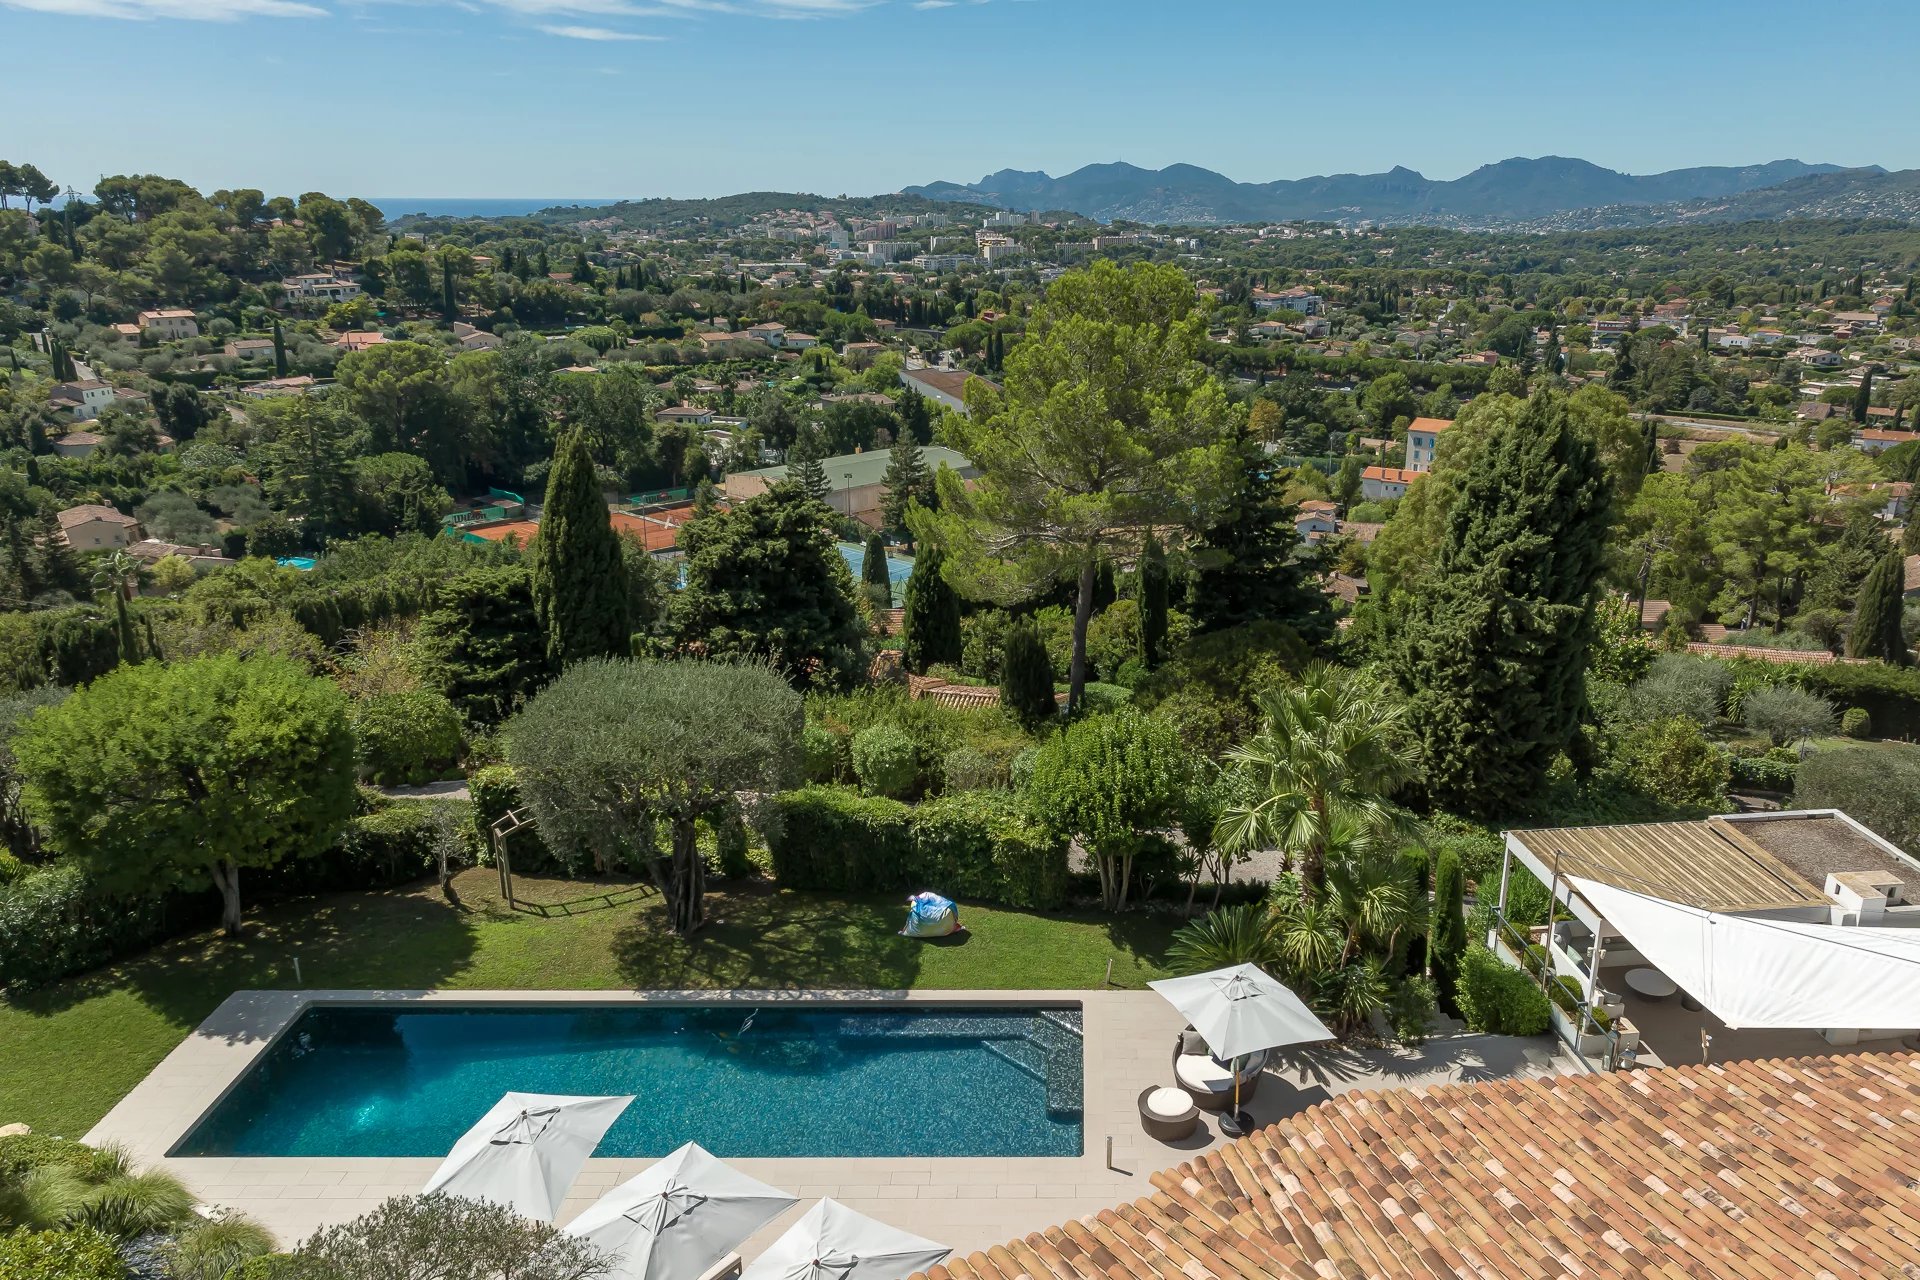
[1524,167,1920,231]
[906,157,1872,227]
[513,190,995,231]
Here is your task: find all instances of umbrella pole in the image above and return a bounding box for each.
[1222,1055,1249,1138]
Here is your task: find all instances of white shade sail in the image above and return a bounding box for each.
[563,1142,799,1280]
[1148,963,1334,1060]
[1570,875,1920,1030]
[740,1198,950,1280]
[423,1092,634,1222]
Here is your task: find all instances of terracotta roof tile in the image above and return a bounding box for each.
[919,1052,1920,1280]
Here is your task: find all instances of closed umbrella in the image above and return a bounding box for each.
[564,1141,798,1280]
[1149,963,1333,1135]
[740,1199,949,1280]
[423,1092,634,1222]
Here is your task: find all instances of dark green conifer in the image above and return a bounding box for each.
[1848,550,1909,664]
[999,617,1056,728]
[900,544,962,674]
[1394,391,1613,817]
[532,428,630,665]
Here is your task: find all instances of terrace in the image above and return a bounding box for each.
[1490,809,1920,1071]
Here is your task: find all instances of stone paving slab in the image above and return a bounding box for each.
[86,987,1564,1254]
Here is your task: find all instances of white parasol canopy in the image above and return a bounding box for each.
[422,1091,633,1222]
[739,1198,950,1280]
[1570,875,1920,1030]
[1149,963,1334,1060]
[563,1141,799,1280]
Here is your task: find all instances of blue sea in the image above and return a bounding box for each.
[372,198,624,220]
[173,1004,1083,1159]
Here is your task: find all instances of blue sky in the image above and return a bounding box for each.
[6,0,1919,200]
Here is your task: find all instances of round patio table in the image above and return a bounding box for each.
[1624,968,1678,999]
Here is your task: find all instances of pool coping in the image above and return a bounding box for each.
[86,987,1220,1257]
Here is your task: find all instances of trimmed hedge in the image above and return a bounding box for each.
[0,861,216,993]
[1454,945,1551,1036]
[0,802,463,993]
[768,785,1068,909]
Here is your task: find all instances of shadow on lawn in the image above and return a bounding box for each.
[610,888,925,991]
[7,884,483,1039]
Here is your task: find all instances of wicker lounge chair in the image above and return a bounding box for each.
[1171,1029,1266,1111]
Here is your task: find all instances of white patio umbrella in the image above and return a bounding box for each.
[1149,963,1334,1134]
[563,1141,799,1280]
[740,1198,950,1280]
[422,1091,634,1222]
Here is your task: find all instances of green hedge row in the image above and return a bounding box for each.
[0,803,461,993]
[768,785,1069,909]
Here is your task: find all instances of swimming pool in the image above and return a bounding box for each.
[174,1003,1082,1159]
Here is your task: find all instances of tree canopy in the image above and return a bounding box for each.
[14,653,356,933]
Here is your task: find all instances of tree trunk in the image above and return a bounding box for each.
[1068,558,1095,715]
[211,860,244,937]
[666,817,704,936]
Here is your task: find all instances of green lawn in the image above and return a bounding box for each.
[0,870,1177,1138]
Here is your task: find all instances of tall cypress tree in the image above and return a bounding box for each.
[532,428,630,665]
[1186,434,1333,644]
[1853,369,1875,424]
[1138,531,1168,668]
[271,318,288,378]
[1000,617,1055,727]
[860,531,890,604]
[1848,550,1908,664]
[901,544,962,673]
[1394,391,1613,817]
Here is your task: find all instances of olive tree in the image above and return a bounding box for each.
[506,659,801,935]
[14,654,356,935]
[292,1194,608,1280]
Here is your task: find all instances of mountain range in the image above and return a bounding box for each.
[904,157,1910,228]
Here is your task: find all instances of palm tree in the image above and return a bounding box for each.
[1214,661,1422,896]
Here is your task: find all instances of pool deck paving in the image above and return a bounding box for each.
[86,988,1566,1255]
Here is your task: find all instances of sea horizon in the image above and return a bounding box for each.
[371,197,624,219]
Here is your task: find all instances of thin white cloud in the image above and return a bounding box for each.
[538,20,660,35]
[3,0,321,17]
[913,1,953,8]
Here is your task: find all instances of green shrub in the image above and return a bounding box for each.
[0,862,214,994]
[1618,717,1729,809]
[765,786,913,893]
[959,609,1011,681]
[801,722,848,784]
[851,724,917,799]
[467,763,563,874]
[167,1214,279,1280]
[942,745,1010,792]
[1078,682,1133,714]
[0,1134,123,1184]
[353,690,463,785]
[766,785,1067,908]
[1841,706,1872,739]
[1454,946,1551,1036]
[1728,748,1798,792]
[1794,743,1920,852]
[999,619,1056,728]
[1618,653,1731,727]
[0,1225,127,1280]
[1741,683,1838,746]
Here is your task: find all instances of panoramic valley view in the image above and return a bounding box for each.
[6,2,1920,1277]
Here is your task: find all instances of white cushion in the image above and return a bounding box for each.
[1145,1087,1191,1118]
[1175,1054,1235,1092]
[1175,1052,1267,1093]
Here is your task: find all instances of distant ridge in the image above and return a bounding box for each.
[906,156,1879,227]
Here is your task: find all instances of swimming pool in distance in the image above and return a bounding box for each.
[174,1003,1083,1160]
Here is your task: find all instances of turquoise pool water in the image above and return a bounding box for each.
[175,1004,1082,1159]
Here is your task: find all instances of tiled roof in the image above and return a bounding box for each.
[1406,416,1453,436]
[1362,465,1418,484]
[57,504,137,529]
[923,1051,1920,1280]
